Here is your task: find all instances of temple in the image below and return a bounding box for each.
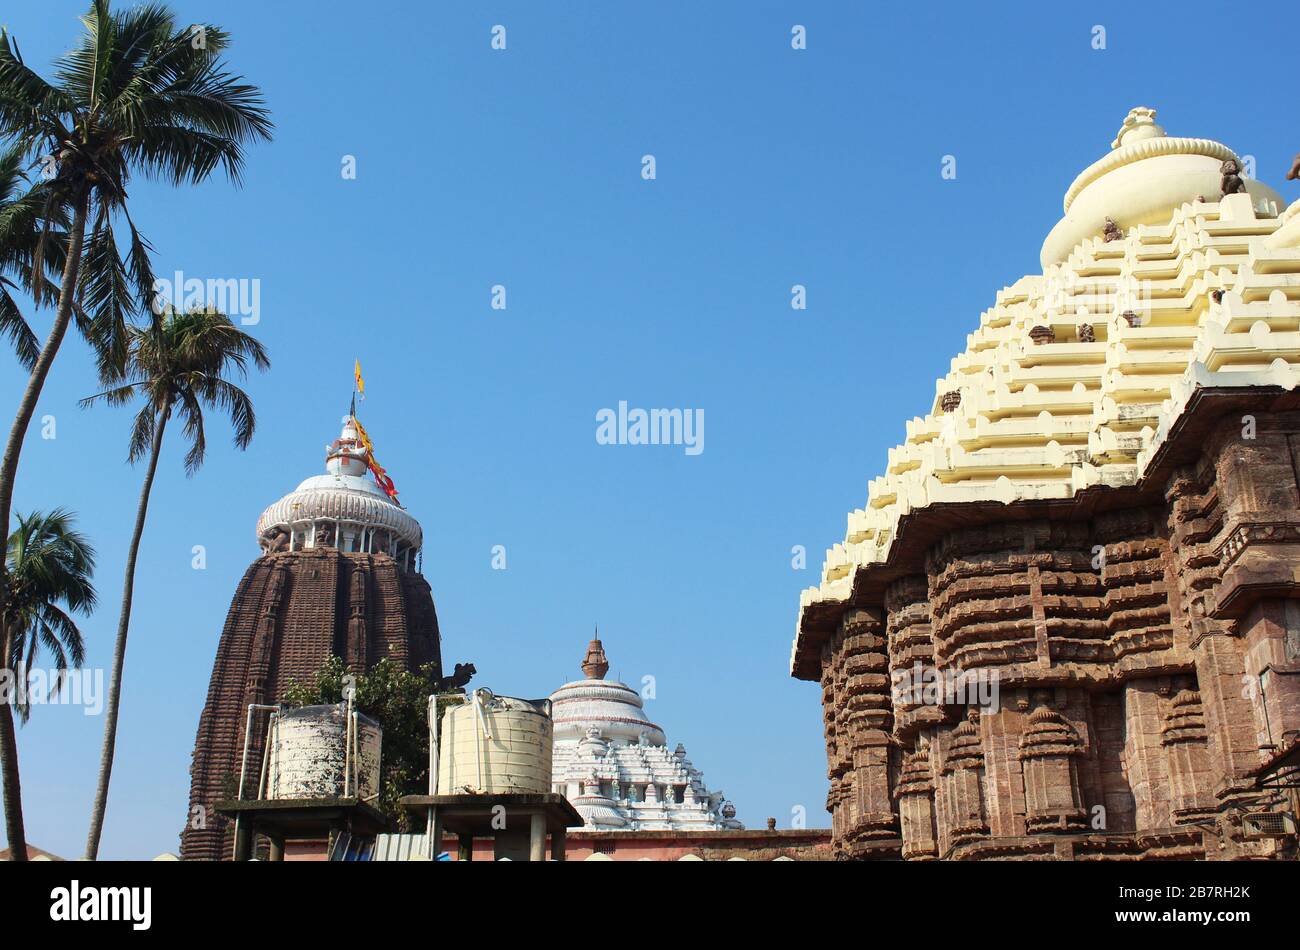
[549,639,743,831]
[180,417,444,860]
[792,108,1300,860]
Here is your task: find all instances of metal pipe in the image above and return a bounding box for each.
[256,711,279,800]
[472,688,494,793]
[369,719,381,806]
[343,694,355,798]
[427,695,439,795]
[233,704,279,861]
[426,694,439,858]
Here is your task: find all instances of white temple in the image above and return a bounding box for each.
[255,417,422,570]
[548,639,743,831]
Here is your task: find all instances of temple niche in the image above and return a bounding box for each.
[791,107,1300,860]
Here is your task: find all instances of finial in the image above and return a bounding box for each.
[581,636,609,679]
[1111,106,1164,150]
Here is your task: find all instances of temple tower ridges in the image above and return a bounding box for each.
[180,416,442,860]
[792,108,1300,860]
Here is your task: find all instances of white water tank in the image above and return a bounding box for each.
[438,692,552,795]
[267,704,382,802]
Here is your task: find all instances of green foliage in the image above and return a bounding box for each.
[78,305,270,475]
[0,0,274,380]
[283,656,455,829]
[2,508,97,721]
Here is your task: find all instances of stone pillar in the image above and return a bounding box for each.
[980,699,1029,839]
[529,812,546,861]
[1161,685,1216,825]
[838,608,899,854]
[245,562,289,706]
[885,576,942,742]
[345,566,369,672]
[1165,468,1261,790]
[1018,704,1087,833]
[894,738,938,860]
[820,629,848,840]
[1119,681,1171,830]
[939,709,988,852]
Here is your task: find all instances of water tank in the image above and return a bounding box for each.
[267,704,382,802]
[438,692,552,795]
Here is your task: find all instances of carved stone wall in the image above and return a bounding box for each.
[179,548,442,860]
[811,402,1300,860]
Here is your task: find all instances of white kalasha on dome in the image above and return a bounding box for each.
[255,418,422,568]
[548,639,742,832]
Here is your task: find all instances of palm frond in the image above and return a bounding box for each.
[77,205,134,379]
[3,507,97,719]
[0,284,38,368]
[177,388,206,474]
[125,402,155,464]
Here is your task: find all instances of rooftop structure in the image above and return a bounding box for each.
[792,108,1300,861]
[549,639,742,832]
[255,417,422,568]
[181,415,444,860]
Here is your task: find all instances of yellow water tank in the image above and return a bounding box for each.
[437,691,552,795]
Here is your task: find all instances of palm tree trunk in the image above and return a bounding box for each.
[83,409,168,860]
[0,624,25,861]
[0,190,89,862]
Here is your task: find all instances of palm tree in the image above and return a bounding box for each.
[79,305,267,859]
[0,147,40,370]
[1,509,96,861]
[0,145,73,370]
[0,0,272,645]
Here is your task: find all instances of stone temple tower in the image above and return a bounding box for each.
[180,417,443,860]
[792,108,1300,861]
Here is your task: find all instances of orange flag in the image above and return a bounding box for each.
[351,414,398,500]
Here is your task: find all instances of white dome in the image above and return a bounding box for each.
[548,639,744,832]
[1040,107,1285,268]
[254,418,422,555]
[549,678,666,746]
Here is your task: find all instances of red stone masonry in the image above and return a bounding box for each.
[179,549,441,860]
[801,391,1300,860]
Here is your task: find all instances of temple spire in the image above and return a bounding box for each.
[581,635,609,680]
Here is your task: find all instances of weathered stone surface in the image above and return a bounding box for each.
[179,549,441,860]
[806,408,1300,859]
[794,108,1300,861]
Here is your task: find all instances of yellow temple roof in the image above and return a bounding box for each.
[793,108,1300,673]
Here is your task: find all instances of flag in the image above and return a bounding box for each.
[351,414,399,501]
[354,360,365,399]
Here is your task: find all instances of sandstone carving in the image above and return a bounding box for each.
[793,109,1300,861]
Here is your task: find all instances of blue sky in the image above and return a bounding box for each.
[2,0,1296,858]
